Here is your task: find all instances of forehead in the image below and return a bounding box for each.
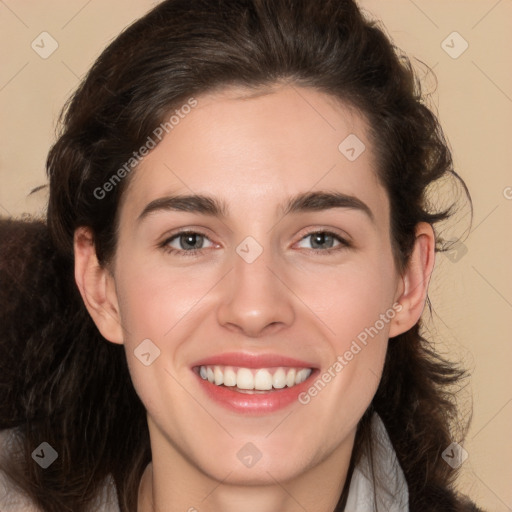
[119,84,388,225]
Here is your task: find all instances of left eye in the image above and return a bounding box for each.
[296,231,347,251]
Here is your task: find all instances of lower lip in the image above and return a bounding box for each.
[194,370,317,414]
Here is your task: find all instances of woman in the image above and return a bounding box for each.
[0,0,484,510]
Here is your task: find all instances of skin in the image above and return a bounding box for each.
[74,83,435,512]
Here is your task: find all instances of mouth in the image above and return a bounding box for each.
[191,353,318,414]
[195,365,312,393]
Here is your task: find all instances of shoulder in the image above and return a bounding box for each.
[0,428,120,512]
[0,429,42,512]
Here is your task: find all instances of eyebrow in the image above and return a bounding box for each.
[137,191,374,223]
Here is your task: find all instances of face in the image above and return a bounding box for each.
[104,84,405,484]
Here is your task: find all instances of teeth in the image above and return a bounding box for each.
[237,368,254,390]
[254,369,273,390]
[214,366,224,385]
[296,368,310,385]
[224,367,237,387]
[272,368,286,389]
[286,368,296,387]
[198,365,312,391]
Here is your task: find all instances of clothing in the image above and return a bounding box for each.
[345,413,409,511]
[0,413,408,511]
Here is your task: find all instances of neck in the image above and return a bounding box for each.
[137,427,355,512]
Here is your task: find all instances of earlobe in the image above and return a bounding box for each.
[74,227,124,344]
[388,222,436,338]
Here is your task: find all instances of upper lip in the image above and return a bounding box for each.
[191,352,317,369]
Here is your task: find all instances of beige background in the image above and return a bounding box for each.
[0,1,511,510]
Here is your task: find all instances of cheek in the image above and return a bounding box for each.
[297,273,392,439]
[312,271,391,385]
[114,258,210,342]
[294,254,396,401]
[295,255,397,340]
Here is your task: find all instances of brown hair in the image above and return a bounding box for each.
[0,0,482,510]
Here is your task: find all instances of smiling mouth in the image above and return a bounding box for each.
[195,365,313,393]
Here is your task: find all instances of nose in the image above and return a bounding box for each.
[216,245,295,338]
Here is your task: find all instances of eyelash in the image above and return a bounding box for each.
[159,229,351,257]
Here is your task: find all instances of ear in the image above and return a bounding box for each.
[74,226,124,344]
[388,222,436,338]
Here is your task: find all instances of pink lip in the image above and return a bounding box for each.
[191,352,318,415]
[194,374,317,414]
[191,352,316,369]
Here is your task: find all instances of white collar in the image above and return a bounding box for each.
[345,413,409,511]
